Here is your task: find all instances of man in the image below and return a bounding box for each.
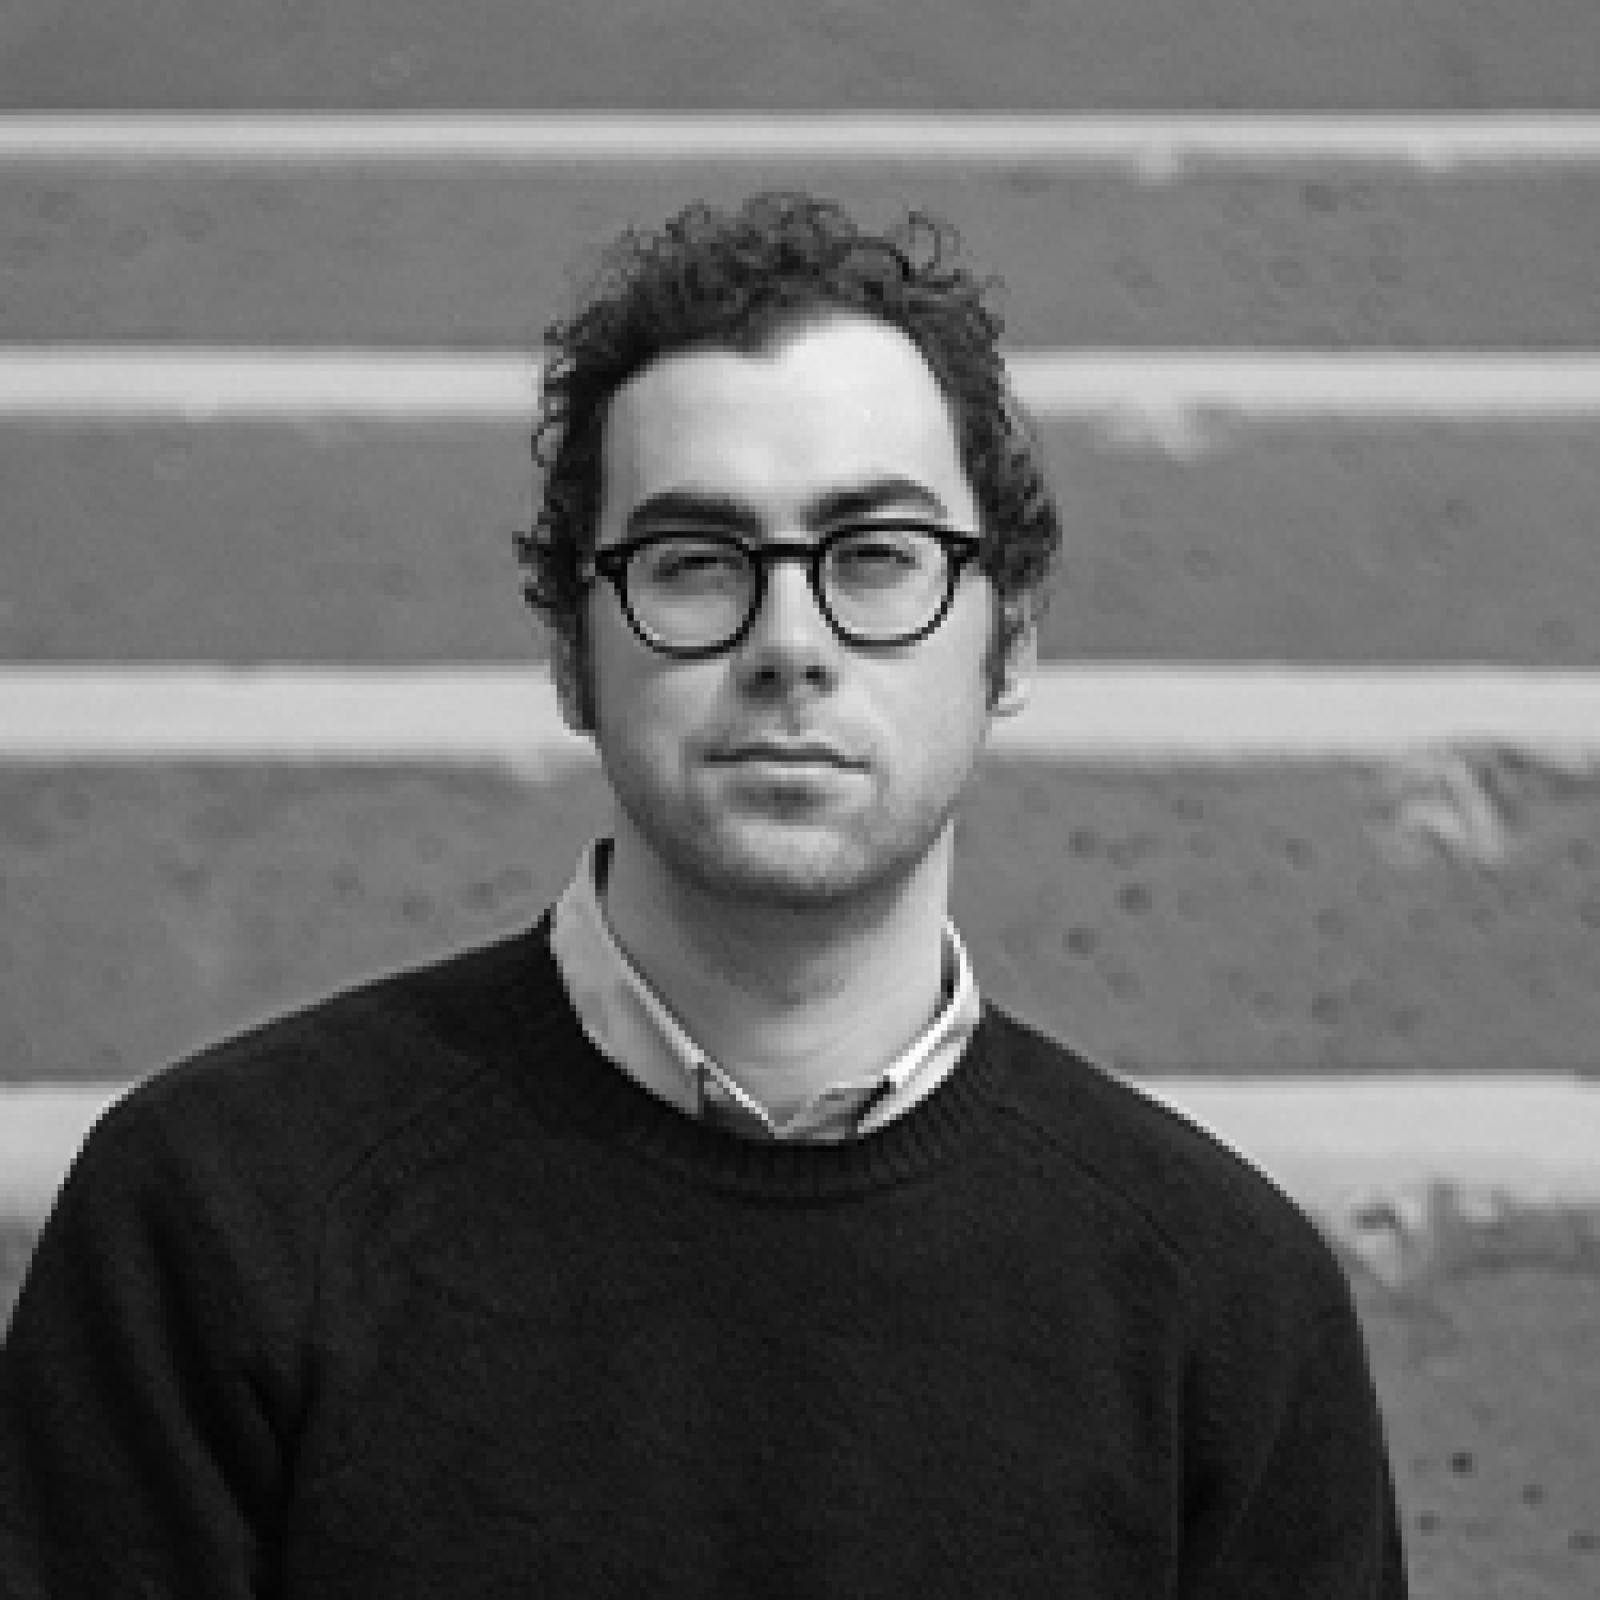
[1,192,1407,1595]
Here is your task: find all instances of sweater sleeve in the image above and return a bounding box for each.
[1181,1292,1409,1600]
[0,1079,314,1598]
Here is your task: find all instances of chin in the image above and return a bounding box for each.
[667,810,945,912]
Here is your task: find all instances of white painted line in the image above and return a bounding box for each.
[1136,1075,1600,1214]
[0,667,596,777]
[1019,352,1600,453]
[0,1085,128,1214]
[7,348,1600,429]
[1001,666,1600,765]
[5,1077,1598,1219]
[0,348,534,420]
[4,113,1600,174]
[2,666,1599,767]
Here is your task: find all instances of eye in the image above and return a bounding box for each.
[829,529,932,587]
[638,538,748,588]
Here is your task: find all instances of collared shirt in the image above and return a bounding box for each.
[549,839,982,1142]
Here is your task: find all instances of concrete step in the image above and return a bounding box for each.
[4,4,1600,109]
[2,750,1597,1084]
[5,408,1600,665]
[4,159,1600,348]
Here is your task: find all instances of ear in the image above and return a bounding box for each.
[991,600,1037,718]
[549,625,592,736]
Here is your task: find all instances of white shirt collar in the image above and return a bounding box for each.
[549,839,981,1141]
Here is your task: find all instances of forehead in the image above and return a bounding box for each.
[598,314,973,522]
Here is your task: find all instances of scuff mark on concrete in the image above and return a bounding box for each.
[1375,750,1510,868]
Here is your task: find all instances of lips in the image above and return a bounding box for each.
[713,741,862,768]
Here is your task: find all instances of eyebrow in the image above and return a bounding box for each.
[624,476,948,537]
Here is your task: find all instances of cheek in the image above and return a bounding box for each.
[920,596,998,718]
[873,649,992,782]
[591,646,714,772]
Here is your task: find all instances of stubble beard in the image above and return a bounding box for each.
[605,754,964,915]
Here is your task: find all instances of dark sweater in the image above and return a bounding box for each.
[1,918,1406,1597]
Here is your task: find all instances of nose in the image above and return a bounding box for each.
[730,556,840,697]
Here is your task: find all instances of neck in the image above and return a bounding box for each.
[599,829,953,1114]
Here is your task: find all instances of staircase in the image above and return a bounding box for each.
[3,10,1600,1142]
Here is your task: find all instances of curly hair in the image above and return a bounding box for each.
[515,191,1061,695]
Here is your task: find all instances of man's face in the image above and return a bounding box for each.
[556,312,1033,911]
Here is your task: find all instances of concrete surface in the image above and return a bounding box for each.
[5,0,1600,110]
[5,756,1600,1084]
[5,164,1600,349]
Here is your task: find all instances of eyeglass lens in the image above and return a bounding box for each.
[625,528,954,649]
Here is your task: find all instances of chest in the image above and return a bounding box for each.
[281,1182,1189,1596]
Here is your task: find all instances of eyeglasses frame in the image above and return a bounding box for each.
[577,521,986,660]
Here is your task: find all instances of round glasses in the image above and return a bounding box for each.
[580,521,984,659]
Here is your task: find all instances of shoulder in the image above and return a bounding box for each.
[13,923,563,1403]
[69,921,555,1232]
[976,1004,1353,1316]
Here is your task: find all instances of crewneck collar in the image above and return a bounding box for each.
[488,916,1013,1200]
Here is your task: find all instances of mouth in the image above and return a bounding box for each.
[713,744,862,769]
